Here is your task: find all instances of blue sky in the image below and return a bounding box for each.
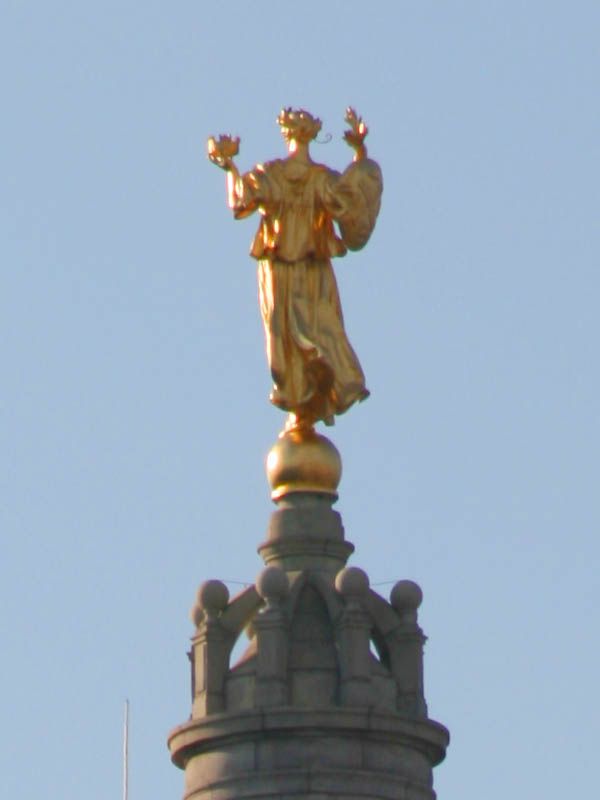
[2,2,599,798]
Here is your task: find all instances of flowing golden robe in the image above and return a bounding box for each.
[233,155,382,423]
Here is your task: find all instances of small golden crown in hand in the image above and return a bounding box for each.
[343,107,368,152]
[207,135,240,168]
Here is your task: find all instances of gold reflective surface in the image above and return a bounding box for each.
[266,427,342,500]
[208,108,383,433]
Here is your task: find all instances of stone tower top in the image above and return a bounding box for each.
[168,483,449,800]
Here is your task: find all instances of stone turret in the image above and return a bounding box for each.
[168,433,449,800]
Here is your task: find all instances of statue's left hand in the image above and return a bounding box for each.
[343,108,368,161]
[207,135,240,170]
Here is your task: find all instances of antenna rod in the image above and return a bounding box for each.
[123,699,129,800]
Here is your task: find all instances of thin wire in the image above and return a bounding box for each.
[221,579,253,587]
[220,578,397,588]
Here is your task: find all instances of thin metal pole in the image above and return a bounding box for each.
[123,699,129,800]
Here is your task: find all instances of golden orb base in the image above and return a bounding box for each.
[266,426,342,501]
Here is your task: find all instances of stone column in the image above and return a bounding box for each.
[189,580,231,717]
[254,566,290,706]
[335,567,372,706]
[388,580,428,718]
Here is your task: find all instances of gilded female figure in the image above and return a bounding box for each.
[208,108,382,431]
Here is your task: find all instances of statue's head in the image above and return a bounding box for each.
[277,108,322,144]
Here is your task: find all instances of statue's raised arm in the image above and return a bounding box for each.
[206,135,250,216]
[207,108,382,437]
[327,107,383,251]
[343,106,369,161]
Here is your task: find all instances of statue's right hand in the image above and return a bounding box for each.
[207,135,240,170]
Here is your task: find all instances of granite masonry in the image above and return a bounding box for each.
[168,487,449,800]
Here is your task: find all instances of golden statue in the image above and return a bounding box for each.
[208,109,382,499]
[208,108,383,502]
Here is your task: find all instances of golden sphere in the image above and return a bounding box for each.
[266,428,342,501]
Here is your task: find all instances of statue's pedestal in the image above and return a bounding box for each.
[168,431,449,800]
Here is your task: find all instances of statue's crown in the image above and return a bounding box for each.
[277,108,322,143]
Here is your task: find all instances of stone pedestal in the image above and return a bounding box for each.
[258,493,354,574]
[169,481,449,800]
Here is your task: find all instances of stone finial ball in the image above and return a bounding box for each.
[256,566,289,601]
[196,580,229,613]
[390,580,423,612]
[335,566,370,597]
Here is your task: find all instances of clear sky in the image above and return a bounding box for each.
[2,2,598,798]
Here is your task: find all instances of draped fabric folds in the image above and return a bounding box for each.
[233,155,383,423]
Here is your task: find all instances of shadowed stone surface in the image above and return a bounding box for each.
[169,492,449,799]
